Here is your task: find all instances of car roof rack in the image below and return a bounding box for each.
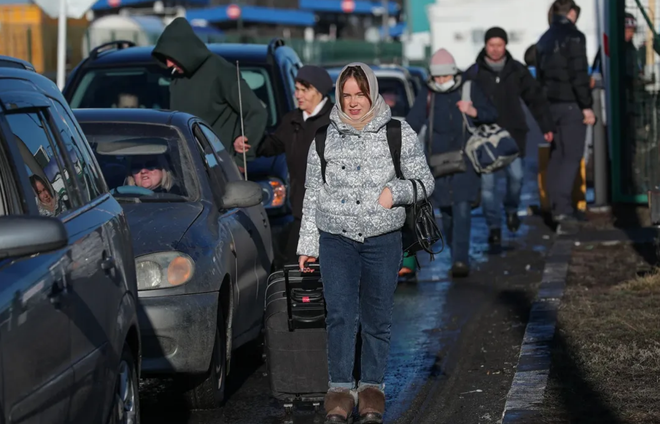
[0,55,35,71]
[89,40,137,60]
[267,38,286,55]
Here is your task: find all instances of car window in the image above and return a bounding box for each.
[199,124,225,155]
[0,141,14,216]
[5,111,75,217]
[80,122,195,201]
[69,64,277,127]
[198,124,242,182]
[378,77,412,118]
[49,99,105,201]
[69,66,171,110]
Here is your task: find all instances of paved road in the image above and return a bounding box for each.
[140,108,550,423]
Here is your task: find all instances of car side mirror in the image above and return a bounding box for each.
[220,180,264,210]
[0,216,68,259]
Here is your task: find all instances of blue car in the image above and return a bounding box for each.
[74,108,273,409]
[0,57,141,424]
[63,39,301,264]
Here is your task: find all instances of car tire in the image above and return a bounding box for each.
[179,308,227,409]
[110,343,140,424]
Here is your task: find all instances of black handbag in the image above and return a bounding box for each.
[403,179,444,260]
[426,91,467,178]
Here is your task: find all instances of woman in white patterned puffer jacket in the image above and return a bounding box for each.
[297,63,434,424]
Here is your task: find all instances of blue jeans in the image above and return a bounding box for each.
[440,201,472,264]
[319,230,402,391]
[481,157,525,229]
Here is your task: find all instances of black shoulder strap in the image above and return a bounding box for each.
[386,119,403,179]
[316,121,403,183]
[315,124,329,183]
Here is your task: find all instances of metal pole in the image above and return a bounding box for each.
[647,0,656,67]
[593,77,608,206]
[402,0,412,66]
[56,0,67,90]
[382,0,390,42]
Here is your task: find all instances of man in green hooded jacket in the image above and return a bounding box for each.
[152,18,267,167]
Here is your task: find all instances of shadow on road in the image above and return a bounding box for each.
[140,341,265,424]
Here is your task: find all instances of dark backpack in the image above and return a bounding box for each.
[315,120,404,182]
[313,121,444,260]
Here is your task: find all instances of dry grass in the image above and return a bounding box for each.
[540,243,660,424]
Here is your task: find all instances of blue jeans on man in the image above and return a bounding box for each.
[440,201,472,268]
[481,157,524,241]
[319,230,402,392]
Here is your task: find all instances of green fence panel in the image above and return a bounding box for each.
[612,0,660,203]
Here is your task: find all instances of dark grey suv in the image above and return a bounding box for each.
[0,57,141,424]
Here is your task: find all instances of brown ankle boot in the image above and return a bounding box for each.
[324,389,355,423]
[358,387,385,423]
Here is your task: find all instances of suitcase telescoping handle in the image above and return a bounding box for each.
[283,263,320,273]
[282,263,323,331]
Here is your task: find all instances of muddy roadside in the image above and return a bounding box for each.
[539,240,660,424]
[392,216,555,424]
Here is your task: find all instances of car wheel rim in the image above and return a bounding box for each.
[116,360,137,424]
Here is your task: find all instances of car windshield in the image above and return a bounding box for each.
[69,64,277,127]
[328,76,411,117]
[79,122,195,202]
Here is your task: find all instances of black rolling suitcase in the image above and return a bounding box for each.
[264,264,328,409]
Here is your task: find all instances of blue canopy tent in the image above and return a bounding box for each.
[380,22,406,38]
[299,0,400,15]
[92,0,210,11]
[186,5,316,27]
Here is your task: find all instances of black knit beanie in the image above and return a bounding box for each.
[296,65,333,96]
[484,27,508,44]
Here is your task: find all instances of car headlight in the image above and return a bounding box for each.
[135,252,195,290]
[258,178,287,209]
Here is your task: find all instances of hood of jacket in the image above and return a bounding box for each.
[152,17,211,76]
[332,62,390,132]
[329,102,392,135]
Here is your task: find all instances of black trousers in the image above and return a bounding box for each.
[547,103,587,217]
[284,217,302,264]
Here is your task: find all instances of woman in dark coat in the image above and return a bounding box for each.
[407,48,498,277]
[238,65,334,264]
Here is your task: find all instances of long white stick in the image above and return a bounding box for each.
[56,0,67,90]
[236,60,248,181]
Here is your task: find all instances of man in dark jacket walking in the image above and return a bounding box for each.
[238,66,333,263]
[467,27,555,244]
[152,18,268,168]
[536,0,595,232]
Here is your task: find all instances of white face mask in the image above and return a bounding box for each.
[437,78,456,91]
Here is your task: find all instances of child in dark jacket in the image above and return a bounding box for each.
[407,48,498,277]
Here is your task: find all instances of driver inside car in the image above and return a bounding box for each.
[126,155,182,195]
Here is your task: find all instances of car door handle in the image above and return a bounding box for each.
[101,256,116,272]
[49,278,66,306]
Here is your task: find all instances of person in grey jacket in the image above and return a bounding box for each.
[297,63,434,424]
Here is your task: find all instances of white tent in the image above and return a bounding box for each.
[83,15,166,57]
[34,0,99,90]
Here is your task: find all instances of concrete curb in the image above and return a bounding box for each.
[500,239,574,423]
